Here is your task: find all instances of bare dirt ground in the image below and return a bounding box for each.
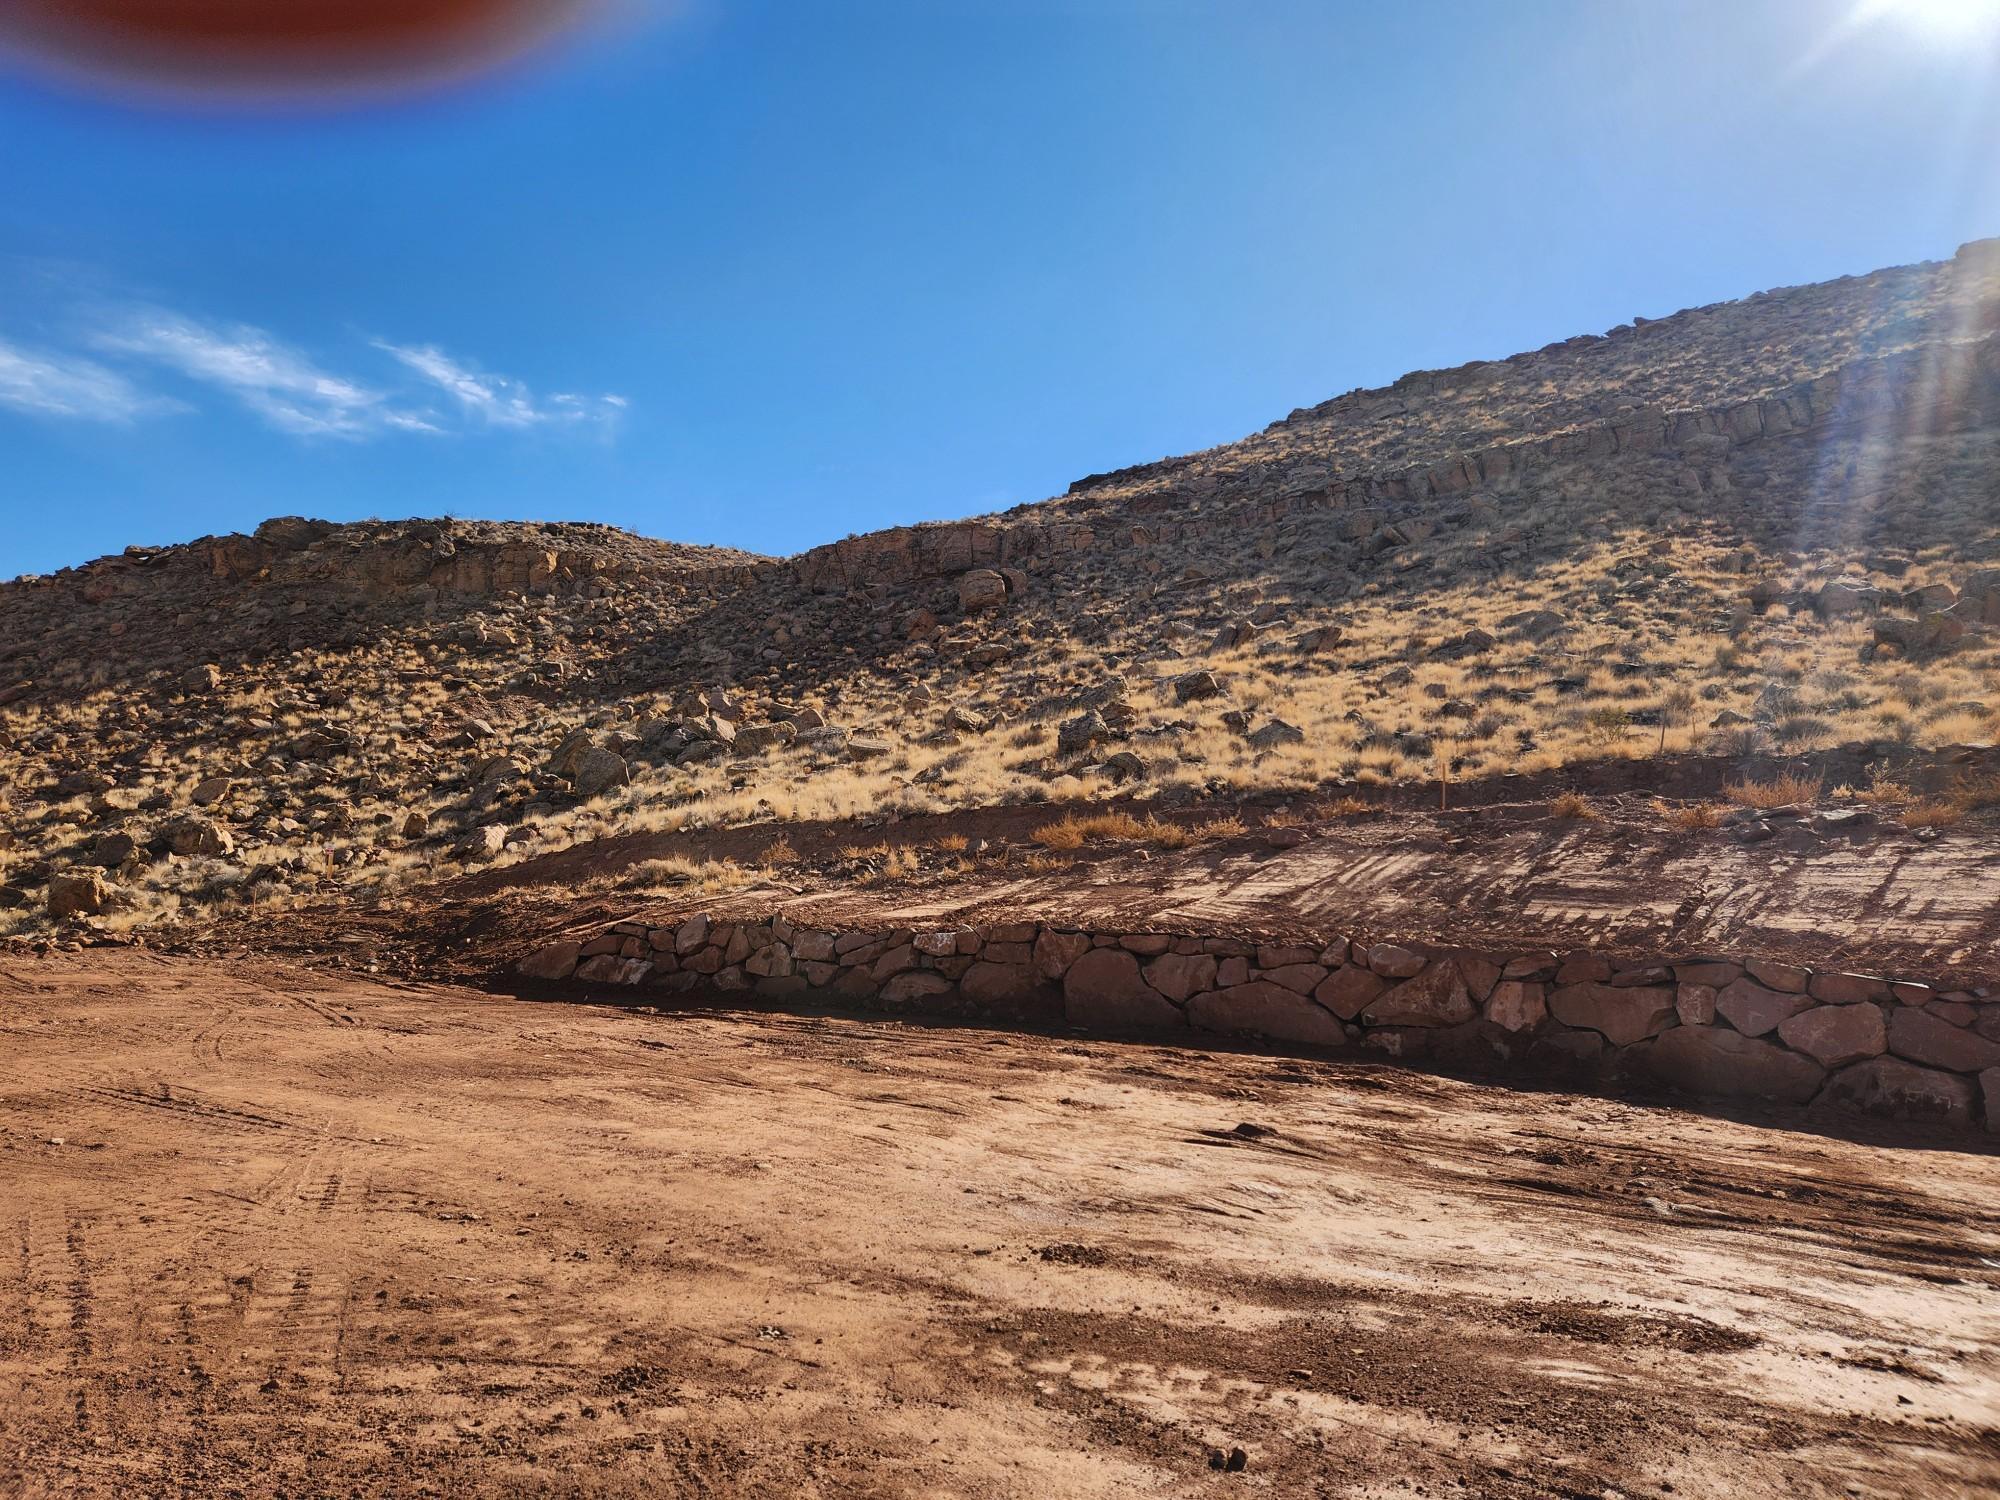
[3,951,1997,1497]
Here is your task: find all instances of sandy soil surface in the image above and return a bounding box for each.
[2,952,1997,1497]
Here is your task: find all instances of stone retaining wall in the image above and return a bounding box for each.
[518,915,2000,1136]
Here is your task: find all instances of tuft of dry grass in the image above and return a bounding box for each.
[1032,810,1148,849]
[1549,791,1601,821]
[1652,798,1725,830]
[1900,799,1964,829]
[1724,770,1823,809]
[1312,795,1375,818]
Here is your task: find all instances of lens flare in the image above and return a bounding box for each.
[0,0,612,104]
[1854,0,2000,42]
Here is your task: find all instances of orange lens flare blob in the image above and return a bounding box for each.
[0,0,609,103]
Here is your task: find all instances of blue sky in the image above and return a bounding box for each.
[4,0,1998,577]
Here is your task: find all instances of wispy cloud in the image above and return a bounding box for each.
[375,339,626,428]
[0,276,625,444]
[93,310,434,438]
[0,336,167,422]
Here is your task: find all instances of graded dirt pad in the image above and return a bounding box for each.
[3,954,1998,1497]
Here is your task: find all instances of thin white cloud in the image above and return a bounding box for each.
[0,284,621,444]
[94,310,432,439]
[376,339,627,428]
[0,336,166,422]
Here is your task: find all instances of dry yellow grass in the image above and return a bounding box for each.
[1725,771,1824,809]
[1652,798,1726,830]
[1900,799,1964,829]
[1031,811,1148,849]
[1549,791,1600,821]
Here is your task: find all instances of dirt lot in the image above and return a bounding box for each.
[2,952,1998,1497]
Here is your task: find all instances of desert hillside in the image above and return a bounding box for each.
[3,239,1999,942]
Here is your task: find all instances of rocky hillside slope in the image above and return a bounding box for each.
[4,240,1999,940]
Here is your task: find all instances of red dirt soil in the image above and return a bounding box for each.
[3,952,1997,1497]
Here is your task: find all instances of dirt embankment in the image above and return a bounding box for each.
[202,751,2000,996]
[2,952,1997,1497]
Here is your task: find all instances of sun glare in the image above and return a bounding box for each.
[1855,0,2000,42]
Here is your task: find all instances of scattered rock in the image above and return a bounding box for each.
[47,870,110,918]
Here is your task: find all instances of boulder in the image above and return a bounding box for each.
[1776,1004,1886,1069]
[744,944,793,979]
[1982,1068,2000,1134]
[1640,1025,1825,1104]
[1547,982,1676,1046]
[1744,959,1809,992]
[1807,971,1888,1005]
[1034,928,1093,980]
[1429,627,1496,659]
[1294,625,1344,653]
[1363,960,1475,1027]
[1365,943,1427,979]
[183,663,223,693]
[47,870,110,918]
[576,955,653,986]
[1056,711,1108,757]
[880,970,955,1005]
[1246,719,1306,751]
[733,722,795,754]
[547,728,595,779]
[518,941,582,980]
[1257,963,1327,995]
[1142,951,1218,1004]
[1313,964,1389,1019]
[944,703,988,735]
[956,568,1010,612]
[1484,980,1547,1033]
[1188,982,1346,1046]
[573,748,630,799]
[1819,1057,1976,1125]
[455,824,508,861]
[1062,947,1183,1032]
[1715,977,1814,1037]
[1174,670,1223,703]
[1812,580,1879,617]
[163,815,234,859]
[1887,1007,2000,1073]
[959,961,1038,1007]
[1675,983,1718,1026]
